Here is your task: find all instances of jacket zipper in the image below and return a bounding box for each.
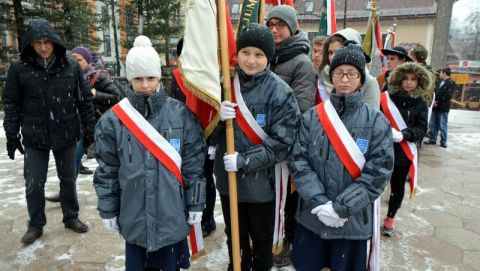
[127,134,132,163]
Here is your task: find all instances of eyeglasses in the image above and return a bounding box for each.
[331,71,361,79]
[267,21,286,30]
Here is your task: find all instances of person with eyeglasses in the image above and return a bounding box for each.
[318,28,381,110]
[266,5,316,267]
[288,44,394,271]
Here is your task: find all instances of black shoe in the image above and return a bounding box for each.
[79,167,93,175]
[21,227,42,245]
[440,143,447,148]
[45,193,61,203]
[423,141,436,145]
[201,218,216,237]
[65,219,89,233]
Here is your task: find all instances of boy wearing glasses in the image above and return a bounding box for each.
[266,5,316,266]
[289,44,394,270]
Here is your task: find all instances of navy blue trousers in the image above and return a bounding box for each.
[292,224,367,271]
[125,239,190,271]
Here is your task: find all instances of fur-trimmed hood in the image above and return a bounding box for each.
[388,62,433,98]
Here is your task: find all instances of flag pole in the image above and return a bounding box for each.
[259,0,265,24]
[217,0,241,270]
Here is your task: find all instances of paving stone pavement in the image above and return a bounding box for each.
[0,109,479,271]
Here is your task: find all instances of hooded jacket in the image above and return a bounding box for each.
[289,91,394,240]
[387,62,430,165]
[318,28,381,110]
[213,68,300,203]
[3,19,95,150]
[270,31,316,113]
[94,87,206,251]
[82,63,124,119]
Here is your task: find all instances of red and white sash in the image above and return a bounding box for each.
[112,98,204,259]
[316,100,365,178]
[316,100,380,271]
[315,78,331,104]
[427,92,436,126]
[231,74,289,254]
[380,92,418,197]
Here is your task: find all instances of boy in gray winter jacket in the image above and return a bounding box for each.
[289,44,394,270]
[215,23,300,271]
[93,35,206,270]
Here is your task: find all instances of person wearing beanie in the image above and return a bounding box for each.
[377,46,412,92]
[318,28,380,110]
[93,35,206,271]
[289,44,394,270]
[71,46,92,65]
[214,23,300,271]
[381,62,431,236]
[266,7,315,266]
[3,18,95,245]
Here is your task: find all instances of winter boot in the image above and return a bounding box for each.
[382,217,395,237]
[21,227,43,245]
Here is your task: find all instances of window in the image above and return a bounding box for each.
[126,5,134,45]
[102,5,111,57]
[305,2,314,14]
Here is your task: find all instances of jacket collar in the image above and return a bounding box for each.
[236,66,269,90]
[128,84,167,118]
[329,91,363,116]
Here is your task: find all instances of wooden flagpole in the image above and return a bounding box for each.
[217,0,241,270]
[259,0,265,24]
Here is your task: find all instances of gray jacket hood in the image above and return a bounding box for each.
[334,28,362,45]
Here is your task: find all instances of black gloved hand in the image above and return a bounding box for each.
[83,133,94,149]
[7,137,24,160]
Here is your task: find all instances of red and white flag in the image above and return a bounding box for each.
[265,0,294,7]
[173,0,221,137]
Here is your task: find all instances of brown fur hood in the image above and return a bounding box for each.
[388,62,433,98]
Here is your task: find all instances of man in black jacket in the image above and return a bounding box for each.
[425,67,456,148]
[3,18,96,245]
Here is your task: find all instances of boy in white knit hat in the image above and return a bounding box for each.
[93,35,207,270]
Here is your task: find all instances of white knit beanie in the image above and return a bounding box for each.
[126,35,161,81]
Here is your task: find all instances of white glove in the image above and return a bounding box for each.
[391,128,403,143]
[188,211,203,225]
[220,101,237,121]
[223,152,239,172]
[103,217,119,232]
[311,201,347,228]
[208,146,216,160]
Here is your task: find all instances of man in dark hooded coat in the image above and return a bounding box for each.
[3,18,95,245]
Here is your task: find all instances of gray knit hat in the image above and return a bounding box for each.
[126,35,161,81]
[237,23,275,62]
[267,5,298,35]
[329,44,366,84]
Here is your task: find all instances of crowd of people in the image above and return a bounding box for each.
[2,5,458,271]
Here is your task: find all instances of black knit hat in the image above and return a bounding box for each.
[381,46,412,62]
[236,23,275,62]
[329,44,366,84]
